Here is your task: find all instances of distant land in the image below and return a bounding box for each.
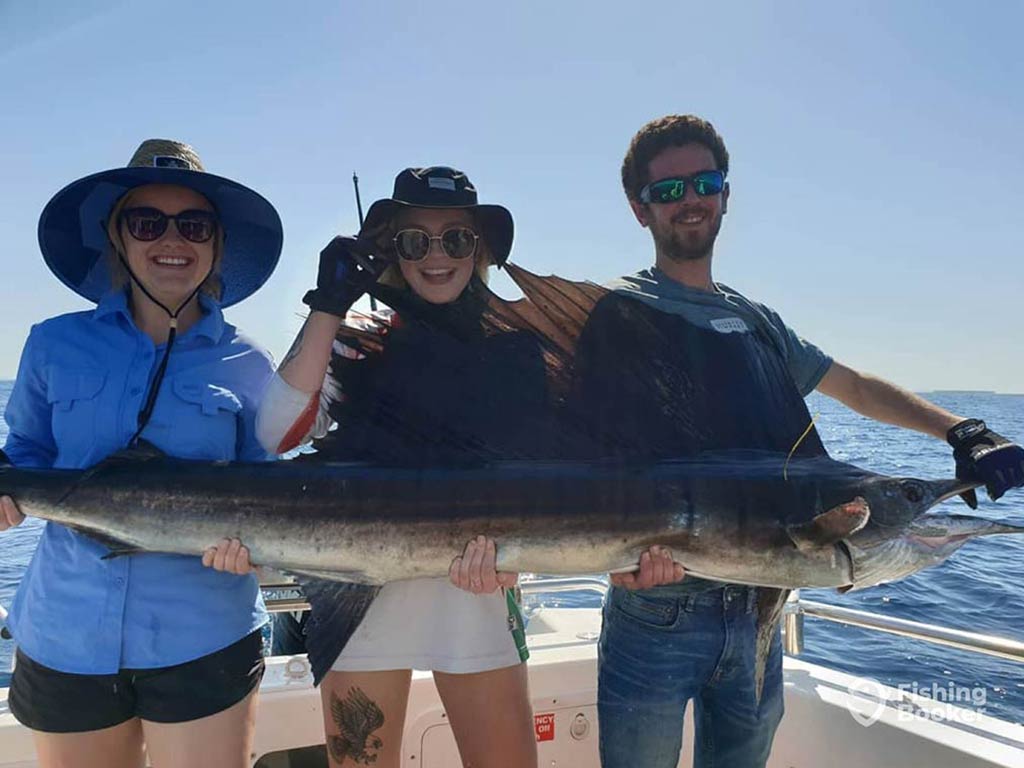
[922,390,1024,396]
[921,390,1023,397]
[922,391,1024,397]
[0,381,1021,396]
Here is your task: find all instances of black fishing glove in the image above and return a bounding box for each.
[948,418,1024,505]
[302,236,384,317]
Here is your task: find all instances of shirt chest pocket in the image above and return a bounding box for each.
[47,369,106,451]
[166,378,243,461]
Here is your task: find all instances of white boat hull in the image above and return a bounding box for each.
[2,605,1022,767]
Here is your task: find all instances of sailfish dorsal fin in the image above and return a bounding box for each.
[330,264,609,398]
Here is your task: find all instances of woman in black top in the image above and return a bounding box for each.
[256,167,541,768]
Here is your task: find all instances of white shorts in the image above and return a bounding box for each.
[331,578,527,674]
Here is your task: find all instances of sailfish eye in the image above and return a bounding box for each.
[902,481,925,504]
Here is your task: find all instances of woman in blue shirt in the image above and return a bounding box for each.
[0,139,283,768]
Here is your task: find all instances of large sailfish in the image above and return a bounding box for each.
[1,265,1019,694]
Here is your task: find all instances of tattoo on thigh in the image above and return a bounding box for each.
[327,687,386,765]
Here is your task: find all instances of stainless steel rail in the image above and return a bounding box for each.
[260,583,308,613]
[519,576,609,597]
[256,578,1024,666]
[264,596,311,613]
[258,576,611,613]
[783,592,1024,664]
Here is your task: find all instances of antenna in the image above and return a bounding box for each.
[353,172,365,225]
[352,172,377,311]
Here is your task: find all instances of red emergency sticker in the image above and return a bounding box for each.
[534,712,555,742]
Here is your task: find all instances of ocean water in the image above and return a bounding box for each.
[1,382,1022,723]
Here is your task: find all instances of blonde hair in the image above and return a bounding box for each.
[105,187,224,299]
[374,209,493,292]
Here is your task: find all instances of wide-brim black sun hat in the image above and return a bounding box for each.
[37,138,283,307]
[361,166,514,266]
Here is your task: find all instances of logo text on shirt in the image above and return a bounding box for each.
[710,317,750,334]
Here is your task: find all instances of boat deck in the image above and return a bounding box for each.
[2,597,1023,767]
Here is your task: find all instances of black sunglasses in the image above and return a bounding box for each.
[120,207,219,244]
[393,227,479,261]
[638,170,726,204]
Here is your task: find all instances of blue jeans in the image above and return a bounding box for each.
[598,585,784,768]
[271,610,309,655]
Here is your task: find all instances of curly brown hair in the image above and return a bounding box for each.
[621,115,730,202]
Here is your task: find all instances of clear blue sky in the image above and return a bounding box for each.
[1,1,1021,392]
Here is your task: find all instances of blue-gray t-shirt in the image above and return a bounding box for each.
[599,267,834,595]
[608,267,832,397]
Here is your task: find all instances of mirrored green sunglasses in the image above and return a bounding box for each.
[639,170,726,204]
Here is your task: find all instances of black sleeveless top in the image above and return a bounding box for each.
[313,282,554,465]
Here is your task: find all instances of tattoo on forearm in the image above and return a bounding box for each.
[280,320,309,371]
[327,687,385,765]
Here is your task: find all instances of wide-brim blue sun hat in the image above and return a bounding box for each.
[37,138,283,308]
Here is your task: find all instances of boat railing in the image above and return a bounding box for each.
[259,577,1024,665]
[782,591,1024,663]
[258,575,611,614]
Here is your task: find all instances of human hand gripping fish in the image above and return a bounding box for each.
[449,535,518,594]
[201,537,256,575]
[0,495,25,531]
[610,545,686,590]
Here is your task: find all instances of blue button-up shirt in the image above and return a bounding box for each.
[3,290,273,674]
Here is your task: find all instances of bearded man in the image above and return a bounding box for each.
[569,115,1024,768]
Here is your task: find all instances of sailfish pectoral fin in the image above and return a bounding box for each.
[786,497,870,552]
